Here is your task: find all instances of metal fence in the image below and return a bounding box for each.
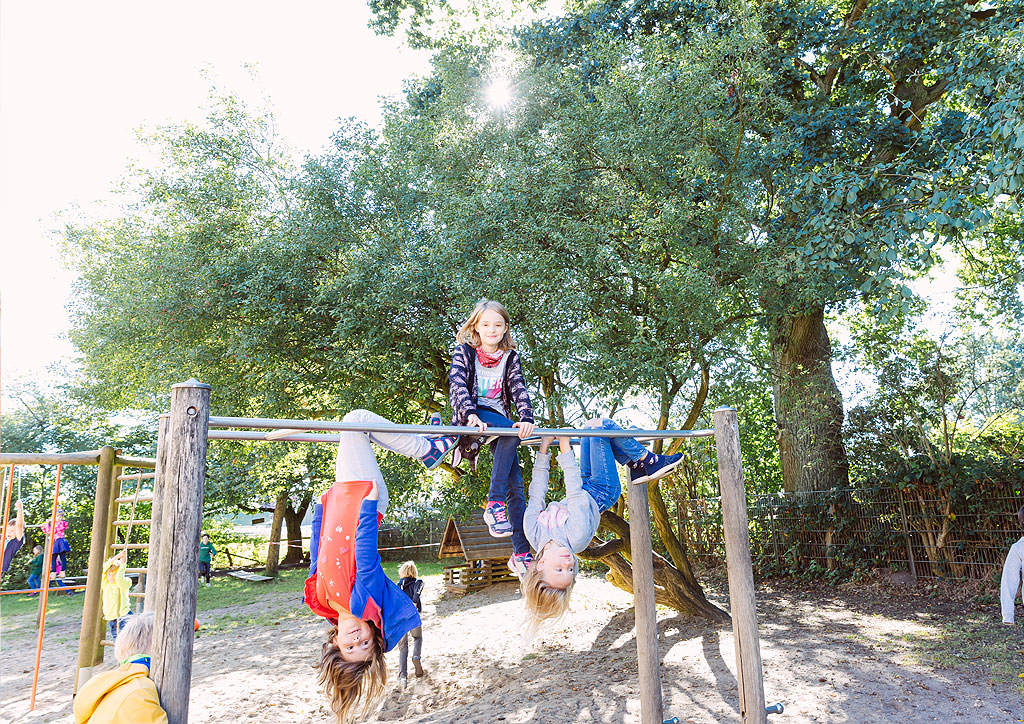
[680,486,1024,582]
[378,517,447,561]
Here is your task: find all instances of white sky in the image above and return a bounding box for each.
[0,1,430,401]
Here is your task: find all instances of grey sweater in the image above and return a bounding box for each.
[524,451,601,554]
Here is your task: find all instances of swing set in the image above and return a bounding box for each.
[0,448,156,713]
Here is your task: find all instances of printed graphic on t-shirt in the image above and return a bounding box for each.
[477,375,503,400]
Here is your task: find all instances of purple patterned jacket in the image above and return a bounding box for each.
[448,343,534,468]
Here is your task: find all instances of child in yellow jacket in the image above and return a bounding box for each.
[73,612,167,724]
[101,553,132,641]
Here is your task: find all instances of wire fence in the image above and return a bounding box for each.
[680,486,1024,582]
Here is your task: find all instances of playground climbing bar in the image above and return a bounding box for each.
[207,416,715,440]
[153,382,770,724]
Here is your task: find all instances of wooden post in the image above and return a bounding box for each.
[151,381,211,724]
[145,414,171,611]
[713,407,767,724]
[628,477,663,724]
[74,446,117,693]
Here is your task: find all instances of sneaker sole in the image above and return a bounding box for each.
[631,456,684,485]
[487,528,513,538]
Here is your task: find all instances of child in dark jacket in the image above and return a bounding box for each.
[449,299,535,572]
[305,410,455,723]
[396,561,425,685]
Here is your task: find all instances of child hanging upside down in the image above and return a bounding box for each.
[520,418,682,626]
[304,409,456,723]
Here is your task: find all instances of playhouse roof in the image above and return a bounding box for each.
[437,510,514,561]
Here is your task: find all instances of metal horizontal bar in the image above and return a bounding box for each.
[117,472,156,481]
[207,416,714,439]
[125,567,147,574]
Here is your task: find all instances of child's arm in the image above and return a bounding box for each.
[14,500,25,539]
[448,345,476,423]
[1000,541,1023,624]
[309,500,324,576]
[507,352,535,424]
[354,481,386,595]
[524,450,552,549]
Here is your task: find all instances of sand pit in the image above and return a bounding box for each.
[1,573,1019,723]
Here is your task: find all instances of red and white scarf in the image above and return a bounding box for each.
[475,347,504,368]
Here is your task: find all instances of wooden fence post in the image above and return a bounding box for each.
[74,446,117,693]
[713,407,767,724]
[628,477,663,724]
[150,380,211,724]
[145,414,170,610]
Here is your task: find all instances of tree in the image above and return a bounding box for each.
[370,0,1024,495]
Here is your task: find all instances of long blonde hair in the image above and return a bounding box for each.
[455,299,517,350]
[316,623,387,724]
[521,551,575,629]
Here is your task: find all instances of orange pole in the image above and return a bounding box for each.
[30,464,62,711]
[2,464,14,542]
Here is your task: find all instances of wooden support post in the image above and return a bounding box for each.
[713,407,767,724]
[74,446,117,693]
[145,414,170,611]
[151,381,211,724]
[628,477,663,724]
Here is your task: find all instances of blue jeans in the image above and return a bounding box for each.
[580,419,649,512]
[474,408,529,555]
[27,573,41,592]
[109,613,133,641]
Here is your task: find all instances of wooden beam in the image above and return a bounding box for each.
[713,407,767,724]
[628,476,663,724]
[0,451,102,465]
[151,381,211,724]
[114,455,157,469]
[74,446,116,693]
[144,415,170,613]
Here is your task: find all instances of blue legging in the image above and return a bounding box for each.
[579,419,649,512]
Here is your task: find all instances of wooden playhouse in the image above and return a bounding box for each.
[437,510,517,592]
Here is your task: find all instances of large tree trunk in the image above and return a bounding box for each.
[580,511,729,622]
[769,307,850,492]
[264,492,287,577]
[281,492,312,566]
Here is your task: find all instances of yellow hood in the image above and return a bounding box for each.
[73,664,167,724]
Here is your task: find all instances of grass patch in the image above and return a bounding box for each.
[907,613,1024,691]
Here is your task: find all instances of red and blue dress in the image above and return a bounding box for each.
[304,481,420,652]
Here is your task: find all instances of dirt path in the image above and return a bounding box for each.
[1,575,1019,723]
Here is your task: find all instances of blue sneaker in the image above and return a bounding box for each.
[483,501,513,537]
[628,452,684,484]
[420,413,459,470]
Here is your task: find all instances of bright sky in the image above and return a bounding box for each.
[0,1,430,401]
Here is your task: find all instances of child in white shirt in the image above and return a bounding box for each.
[999,505,1024,624]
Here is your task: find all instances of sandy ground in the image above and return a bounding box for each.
[1,573,1020,724]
